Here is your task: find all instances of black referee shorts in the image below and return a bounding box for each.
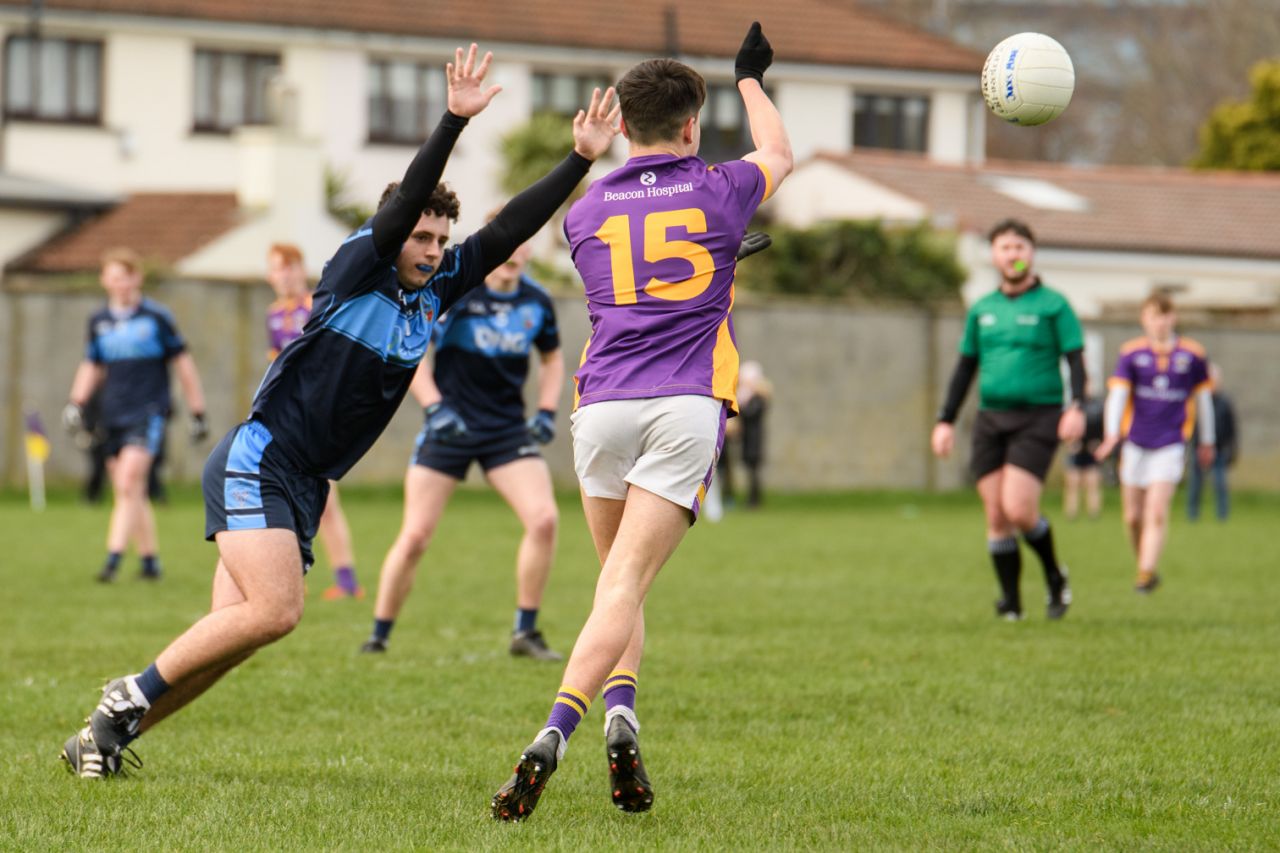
[970,406,1062,482]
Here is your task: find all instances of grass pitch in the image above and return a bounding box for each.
[2,486,1278,850]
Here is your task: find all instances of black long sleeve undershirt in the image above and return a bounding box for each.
[474,151,592,272]
[937,354,978,424]
[1064,348,1085,404]
[937,348,1087,424]
[371,111,470,259]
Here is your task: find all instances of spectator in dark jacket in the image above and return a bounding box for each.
[1188,364,1237,522]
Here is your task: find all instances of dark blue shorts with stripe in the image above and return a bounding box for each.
[202,419,327,571]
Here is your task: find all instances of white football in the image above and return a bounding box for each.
[981,32,1075,126]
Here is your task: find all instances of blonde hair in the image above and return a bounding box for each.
[100,247,143,275]
[268,242,304,265]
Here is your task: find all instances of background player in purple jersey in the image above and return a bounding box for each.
[59,45,621,779]
[360,232,566,659]
[265,242,364,601]
[492,22,792,822]
[64,247,208,583]
[1095,293,1214,593]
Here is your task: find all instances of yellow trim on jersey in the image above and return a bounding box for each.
[711,284,740,412]
[1179,336,1207,358]
[756,161,775,201]
[1182,395,1198,441]
[1117,337,1148,356]
[1106,377,1131,390]
[572,334,592,411]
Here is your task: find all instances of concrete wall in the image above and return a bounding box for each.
[4,279,1277,493]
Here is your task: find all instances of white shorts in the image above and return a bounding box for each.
[1119,441,1186,488]
[571,395,727,517]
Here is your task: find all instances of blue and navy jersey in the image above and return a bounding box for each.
[249,221,485,480]
[85,298,186,427]
[431,275,560,433]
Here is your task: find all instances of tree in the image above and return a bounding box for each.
[1192,61,1280,171]
[499,112,584,203]
[734,219,965,303]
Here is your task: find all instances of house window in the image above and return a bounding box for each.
[193,49,280,132]
[4,36,102,123]
[699,83,756,163]
[853,94,929,152]
[531,71,611,117]
[367,58,446,144]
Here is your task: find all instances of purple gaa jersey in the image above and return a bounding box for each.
[564,154,773,412]
[1109,336,1211,449]
[266,294,313,360]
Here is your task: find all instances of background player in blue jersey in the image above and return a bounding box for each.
[63,247,208,583]
[59,45,621,779]
[360,233,565,659]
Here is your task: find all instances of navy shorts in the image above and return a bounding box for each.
[411,423,541,480]
[203,420,327,571]
[103,412,166,458]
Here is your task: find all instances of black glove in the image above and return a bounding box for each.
[189,412,209,443]
[736,231,772,261]
[62,403,84,434]
[526,409,556,445]
[424,402,468,444]
[735,21,774,84]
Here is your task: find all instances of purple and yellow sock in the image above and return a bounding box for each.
[603,669,637,715]
[544,685,591,744]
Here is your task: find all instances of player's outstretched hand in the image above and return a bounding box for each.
[446,44,502,118]
[1093,434,1119,463]
[735,21,774,84]
[736,232,772,261]
[931,422,954,458]
[572,87,621,162]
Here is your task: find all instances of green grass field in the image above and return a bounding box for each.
[3,486,1278,850]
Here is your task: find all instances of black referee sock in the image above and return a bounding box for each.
[1023,517,1064,597]
[988,537,1022,611]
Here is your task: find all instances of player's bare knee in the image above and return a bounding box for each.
[400,528,434,560]
[526,506,558,542]
[260,600,303,641]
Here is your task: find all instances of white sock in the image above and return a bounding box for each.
[536,726,568,761]
[604,706,640,735]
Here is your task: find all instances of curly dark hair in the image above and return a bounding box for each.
[987,218,1035,245]
[377,181,461,221]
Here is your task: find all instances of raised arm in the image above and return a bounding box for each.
[372,44,502,258]
[736,23,794,194]
[475,87,619,271]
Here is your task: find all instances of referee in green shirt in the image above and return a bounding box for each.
[932,219,1085,621]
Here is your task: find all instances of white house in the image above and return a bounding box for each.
[774,150,1280,319]
[0,0,986,276]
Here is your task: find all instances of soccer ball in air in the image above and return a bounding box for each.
[981,32,1075,126]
